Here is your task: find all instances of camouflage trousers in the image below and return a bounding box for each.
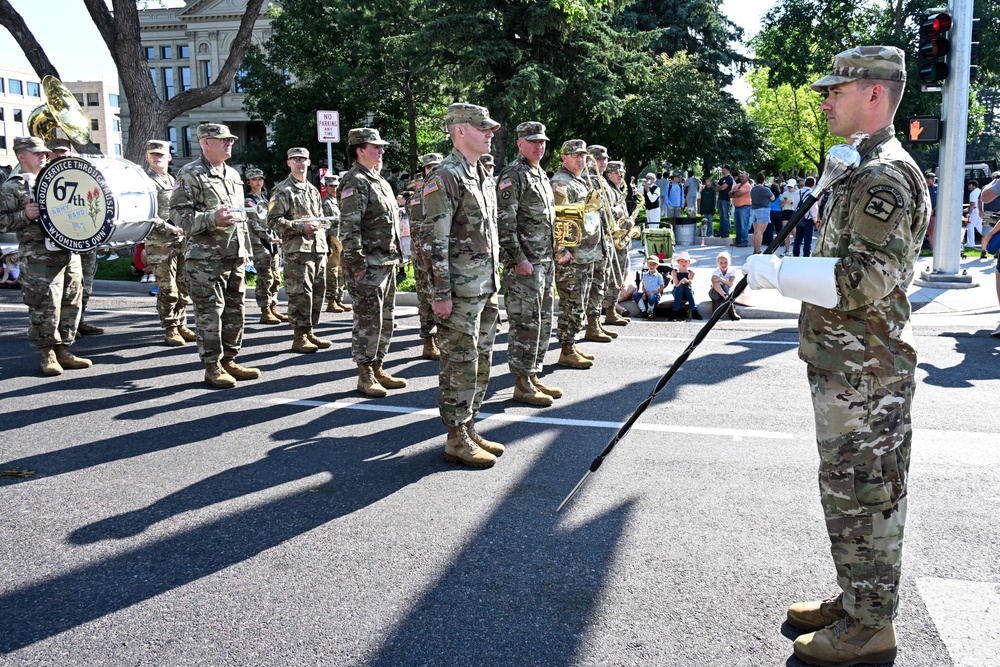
[147,244,189,329]
[412,247,437,338]
[554,260,594,343]
[79,249,97,311]
[184,257,246,364]
[19,251,82,348]
[284,250,327,329]
[346,264,395,364]
[324,236,344,303]
[437,293,500,427]
[503,261,554,376]
[807,365,914,629]
[586,251,610,317]
[603,245,629,309]
[250,237,281,310]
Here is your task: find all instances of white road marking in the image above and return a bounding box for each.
[917,576,1000,667]
[619,335,798,346]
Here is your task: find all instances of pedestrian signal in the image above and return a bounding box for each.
[918,11,952,85]
[907,116,941,145]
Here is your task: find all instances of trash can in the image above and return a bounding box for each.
[673,222,696,246]
[643,226,674,261]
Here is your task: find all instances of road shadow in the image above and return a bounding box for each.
[918,331,1000,388]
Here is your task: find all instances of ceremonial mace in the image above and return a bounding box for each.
[556,134,868,513]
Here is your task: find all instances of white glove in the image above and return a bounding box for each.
[743,254,781,290]
[743,255,840,308]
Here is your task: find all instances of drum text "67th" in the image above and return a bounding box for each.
[52,178,85,206]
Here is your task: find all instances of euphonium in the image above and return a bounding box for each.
[553,202,585,247]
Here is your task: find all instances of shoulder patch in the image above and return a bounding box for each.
[423,180,439,196]
[410,198,421,206]
[172,182,181,190]
[340,188,354,200]
[857,182,907,246]
[863,184,903,222]
[498,178,513,191]
[554,185,567,195]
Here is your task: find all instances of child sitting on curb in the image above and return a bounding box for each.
[633,256,665,318]
[671,251,702,321]
[709,251,740,321]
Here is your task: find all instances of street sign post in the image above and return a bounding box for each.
[317,110,340,173]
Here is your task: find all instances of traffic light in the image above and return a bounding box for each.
[918,11,952,85]
[970,17,980,82]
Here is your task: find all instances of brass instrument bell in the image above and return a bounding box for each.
[27,76,91,145]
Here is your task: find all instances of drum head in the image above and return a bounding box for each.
[35,155,118,252]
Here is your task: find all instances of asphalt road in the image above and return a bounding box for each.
[0,284,998,667]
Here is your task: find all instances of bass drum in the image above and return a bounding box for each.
[35,154,157,252]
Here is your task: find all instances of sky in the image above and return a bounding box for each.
[0,0,769,97]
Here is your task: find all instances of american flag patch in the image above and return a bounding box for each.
[423,180,439,196]
[340,188,354,200]
[498,178,513,191]
[410,198,421,206]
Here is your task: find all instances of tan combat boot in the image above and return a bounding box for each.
[557,342,593,369]
[604,305,629,326]
[465,421,505,457]
[292,327,319,353]
[357,363,388,397]
[259,306,281,324]
[221,357,261,381]
[177,326,197,342]
[787,594,848,632]
[598,320,619,339]
[204,361,237,388]
[164,326,185,347]
[530,374,563,399]
[270,305,290,322]
[443,425,496,468]
[77,320,105,335]
[54,345,92,370]
[793,617,897,667]
[422,335,441,360]
[513,374,553,406]
[306,329,333,349]
[584,315,613,342]
[372,359,407,388]
[337,300,352,312]
[39,346,63,377]
[325,299,344,313]
[573,344,596,360]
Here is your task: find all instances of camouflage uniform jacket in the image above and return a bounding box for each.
[338,162,400,275]
[407,188,429,264]
[169,155,252,261]
[144,168,182,248]
[799,125,930,376]
[321,195,341,242]
[267,176,328,255]
[245,190,273,246]
[0,174,56,259]
[496,155,555,267]
[550,166,603,264]
[422,148,499,301]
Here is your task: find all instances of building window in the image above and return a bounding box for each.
[9,79,22,95]
[0,136,6,150]
[200,61,212,86]
[183,126,195,157]
[178,44,189,59]
[26,81,40,97]
[114,144,122,156]
[233,68,249,94]
[73,93,84,106]
[93,142,101,152]
[91,118,99,131]
[0,109,4,121]
[166,127,178,155]
[149,68,158,91]
[109,93,119,108]
[162,68,174,100]
[0,79,5,94]
[179,67,191,92]
[113,119,120,132]
[86,92,99,106]
[13,109,23,123]
[144,46,155,60]
[161,46,172,60]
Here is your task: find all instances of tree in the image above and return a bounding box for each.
[0,0,267,162]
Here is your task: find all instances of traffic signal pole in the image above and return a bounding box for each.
[918,0,976,288]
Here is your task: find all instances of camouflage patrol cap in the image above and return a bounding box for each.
[287,147,309,159]
[587,145,609,159]
[561,139,588,155]
[479,154,494,166]
[13,137,49,153]
[348,128,389,146]
[419,153,443,168]
[324,173,339,184]
[46,138,73,153]
[445,103,501,130]
[606,161,624,174]
[197,123,237,140]
[246,168,264,179]
[810,46,906,92]
[145,140,171,154]
[516,121,549,141]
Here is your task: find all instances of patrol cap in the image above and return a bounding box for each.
[606,161,624,174]
[479,154,494,166]
[587,145,609,159]
[197,123,238,140]
[323,173,339,184]
[924,170,936,178]
[287,147,309,159]
[810,45,906,92]
[13,137,49,153]
[46,138,73,153]
[145,140,171,154]
[516,121,549,141]
[561,139,588,155]
[419,152,443,168]
[246,168,264,179]
[445,103,500,130]
[348,127,389,146]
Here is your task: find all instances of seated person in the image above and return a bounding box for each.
[671,250,702,320]
[633,256,665,318]
[708,251,740,321]
[0,251,20,288]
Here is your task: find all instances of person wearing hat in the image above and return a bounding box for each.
[0,137,91,376]
[744,46,929,666]
[550,138,610,368]
[338,127,407,398]
[479,153,496,184]
[633,254,665,318]
[496,120,562,407]
[144,139,194,346]
[243,167,283,325]
[777,178,799,256]
[603,159,633,325]
[668,250,701,321]
[422,102,503,467]
[45,138,73,157]
[321,172,350,314]
[267,147,331,353]
[640,172,661,228]
[407,152,443,360]
[923,170,937,248]
[585,144,624,337]
[169,123,260,388]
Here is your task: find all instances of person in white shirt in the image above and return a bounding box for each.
[966,180,983,248]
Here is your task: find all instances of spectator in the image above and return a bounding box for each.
[0,251,20,288]
[633,256,665,318]
[979,174,1000,336]
[665,173,684,227]
[670,250,701,320]
[732,170,752,247]
[685,170,700,223]
[133,242,154,283]
[779,179,799,256]
[750,171,775,253]
[717,164,734,238]
[641,173,661,228]
[656,172,670,218]
[765,182,782,247]
[708,250,739,320]
[793,177,817,257]
[699,176,716,240]
[924,171,937,248]
[966,180,983,249]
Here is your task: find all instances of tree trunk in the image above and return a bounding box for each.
[404,70,418,178]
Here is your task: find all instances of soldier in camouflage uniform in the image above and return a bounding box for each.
[408,152,442,360]
[744,47,928,667]
[604,160,632,325]
[0,137,91,376]
[143,140,195,346]
[267,147,331,353]
[497,121,563,407]
[338,128,407,397]
[245,168,285,325]
[322,173,350,314]
[479,153,496,186]
[585,145,623,338]
[423,103,503,468]
[550,139,605,368]
[169,123,260,389]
